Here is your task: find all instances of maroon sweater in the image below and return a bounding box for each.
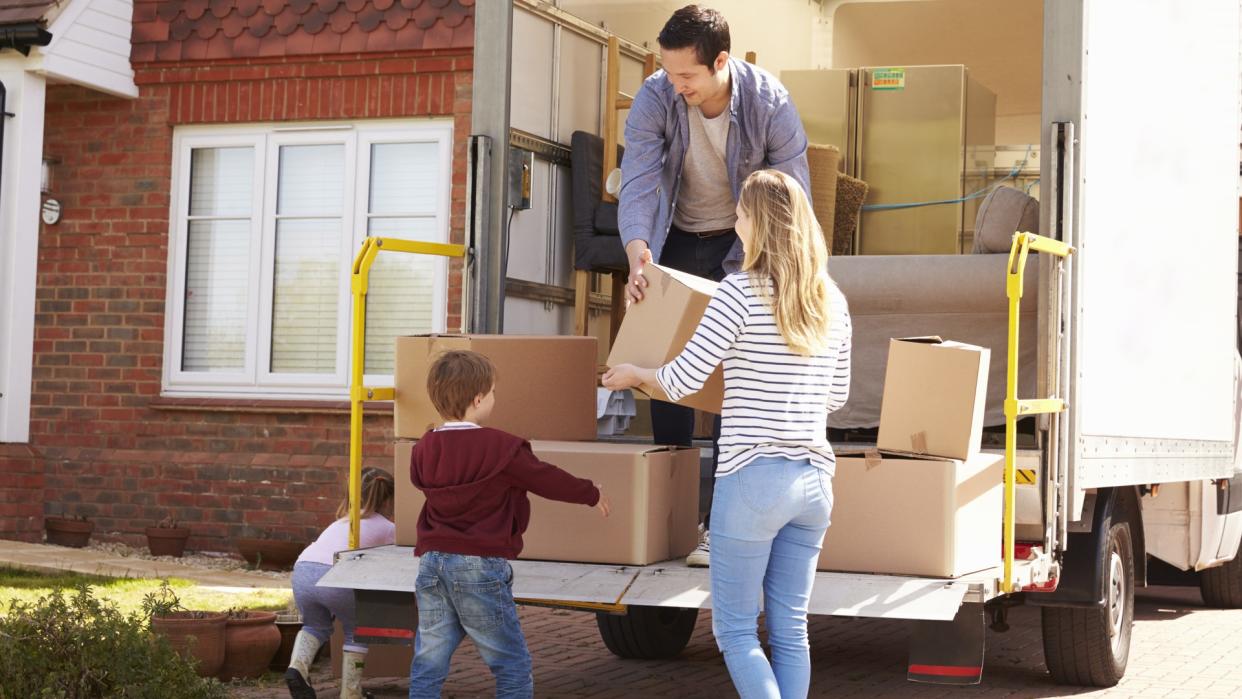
[409,427,600,559]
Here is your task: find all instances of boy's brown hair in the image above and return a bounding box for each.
[427,350,496,420]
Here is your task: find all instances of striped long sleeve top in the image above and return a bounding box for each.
[656,272,852,477]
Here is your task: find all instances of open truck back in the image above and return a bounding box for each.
[325,0,1242,688]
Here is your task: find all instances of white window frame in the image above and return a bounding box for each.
[163,120,454,400]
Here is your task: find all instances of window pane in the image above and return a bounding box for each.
[271,219,340,374]
[364,217,439,374]
[183,220,250,371]
[278,144,344,216]
[369,142,438,215]
[189,147,253,217]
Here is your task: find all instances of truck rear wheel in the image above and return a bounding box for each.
[1041,520,1134,687]
[1199,538,1242,608]
[596,605,698,659]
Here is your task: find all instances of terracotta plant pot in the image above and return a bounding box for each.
[151,611,227,678]
[217,611,281,680]
[270,614,303,671]
[146,527,191,557]
[236,537,305,571]
[44,517,94,548]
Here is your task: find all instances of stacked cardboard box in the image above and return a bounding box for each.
[392,333,700,567]
[818,338,1003,578]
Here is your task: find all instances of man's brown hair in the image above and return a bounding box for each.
[657,5,730,70]
[427,350,496,421]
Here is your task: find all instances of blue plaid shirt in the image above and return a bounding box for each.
[618,57,811,272]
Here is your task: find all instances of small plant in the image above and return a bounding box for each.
[0,584,226,698]
[141,580,183,619]
[156,515,181,529]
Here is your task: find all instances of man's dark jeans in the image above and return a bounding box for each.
[651,226,735,528]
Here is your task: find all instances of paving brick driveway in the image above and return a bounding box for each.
[238,584,1242,698]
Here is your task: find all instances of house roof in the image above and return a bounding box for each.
[0,0,59,26]
[132,0,474,62]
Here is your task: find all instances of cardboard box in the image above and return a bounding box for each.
[818,451,1003,577]
[394,335,597,440]
[395,440,700,565]
[607,263,724,414]
[877,337,990,461]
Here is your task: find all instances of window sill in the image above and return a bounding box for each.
[148,396,394,416]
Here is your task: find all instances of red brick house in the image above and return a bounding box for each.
[0,0,476,551]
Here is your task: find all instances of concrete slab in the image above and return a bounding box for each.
[0,539,289,589]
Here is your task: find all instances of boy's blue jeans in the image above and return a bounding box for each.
[710,457,833,699]
[408,552,532,699]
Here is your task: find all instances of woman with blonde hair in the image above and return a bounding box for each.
[604,169,851,698]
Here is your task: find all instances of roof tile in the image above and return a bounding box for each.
[0,0,57,27]
[235,0,261,19]
[221,12,247,38]
[247,10,274,38]
[209,0,232,20]
[183,0,209,22]
[383,5,408,31]
[131,0,473,64]
[328,9,353,33]
[274,6,301,36]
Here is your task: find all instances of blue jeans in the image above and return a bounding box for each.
[408,552,532,699]
[710,457,833,699]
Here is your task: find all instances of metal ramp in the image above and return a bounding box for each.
[318,545,1036,622]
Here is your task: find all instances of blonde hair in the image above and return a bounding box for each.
[737,169,834,356]
[336,467,395,519]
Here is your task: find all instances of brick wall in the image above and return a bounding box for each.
[5,49,473,551]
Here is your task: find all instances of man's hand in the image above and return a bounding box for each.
[596,494,611,518]
[624,240,654,306]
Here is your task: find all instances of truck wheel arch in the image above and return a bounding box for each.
[1029,486,1146,607]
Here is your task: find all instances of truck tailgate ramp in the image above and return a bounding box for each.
[318,546,639,606]
[619,562,970,621]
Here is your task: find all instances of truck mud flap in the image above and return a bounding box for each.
[353,589,417,646]
[907,602,985,685]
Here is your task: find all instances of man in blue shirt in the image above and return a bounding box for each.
[619,5,811,567]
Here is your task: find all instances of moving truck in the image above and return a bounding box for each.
[322,0,1242,686]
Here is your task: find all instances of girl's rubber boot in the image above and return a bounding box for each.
[283,629,322,699]
[340,650,371,699]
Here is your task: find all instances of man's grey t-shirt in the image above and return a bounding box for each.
[672,105,738,232]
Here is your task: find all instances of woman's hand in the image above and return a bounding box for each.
[601,363,650,391]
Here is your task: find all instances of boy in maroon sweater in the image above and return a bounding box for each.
[407,350,610,698]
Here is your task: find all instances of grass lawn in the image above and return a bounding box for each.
[0,566,292,617]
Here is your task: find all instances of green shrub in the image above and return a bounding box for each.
[0,584,226,699]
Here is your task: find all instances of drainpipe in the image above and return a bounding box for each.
[0,24,52,56]
[0,80,7,223]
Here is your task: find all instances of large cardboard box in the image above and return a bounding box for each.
[818,451,1003,577]
[607,263,724,414]
[395,440,700,565]
[394,335,597,440]
[876,338,990,461]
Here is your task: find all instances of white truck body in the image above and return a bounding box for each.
[329,0,1242,686]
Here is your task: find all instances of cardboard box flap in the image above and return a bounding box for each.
[652,263,720,296]
[530,440,680,457]
[896,336,944,345]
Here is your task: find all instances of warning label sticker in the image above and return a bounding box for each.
[871,68,905,91]
[1016,469,1038,485]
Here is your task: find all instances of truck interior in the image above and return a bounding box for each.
[503,0,1049,448]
